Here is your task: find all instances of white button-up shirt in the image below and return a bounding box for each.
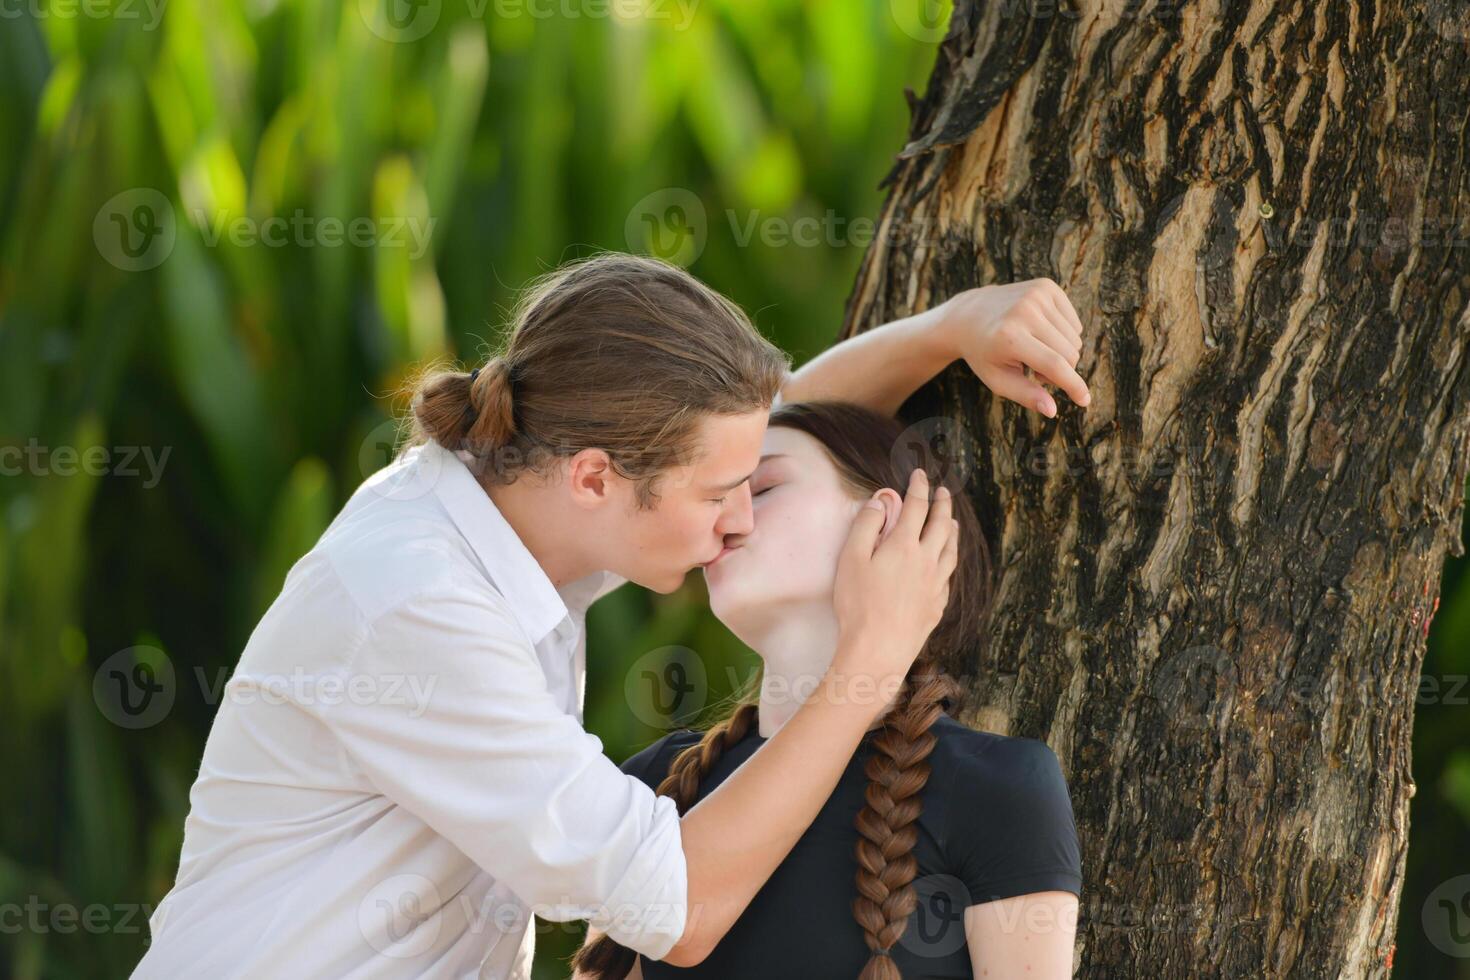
[134,439,685,979]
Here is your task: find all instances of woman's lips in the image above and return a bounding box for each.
[703,546,737,568]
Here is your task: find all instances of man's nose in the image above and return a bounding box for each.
[717,482,754,537]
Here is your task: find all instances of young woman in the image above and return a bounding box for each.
[573,401,1083,980]
[135,253,1088,979]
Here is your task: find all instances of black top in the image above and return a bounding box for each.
[619,712,1082,979]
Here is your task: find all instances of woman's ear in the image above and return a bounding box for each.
[872,488,903,543]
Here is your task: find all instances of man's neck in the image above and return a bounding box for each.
[481,474,598,588]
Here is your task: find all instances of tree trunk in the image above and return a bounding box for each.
[841,2,1470,976]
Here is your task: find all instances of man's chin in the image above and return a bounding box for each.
[636,567,689,595]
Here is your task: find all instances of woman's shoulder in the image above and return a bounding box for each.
[617,727,708,790]
[924,714,1073,811]
[928,713,1062,767]
[924,714,1083,902]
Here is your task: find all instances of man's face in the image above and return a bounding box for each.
[599,409,769,594]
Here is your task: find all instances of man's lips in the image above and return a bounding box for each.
[702,546,737,567]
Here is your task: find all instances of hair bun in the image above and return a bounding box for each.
[467,357,516,449]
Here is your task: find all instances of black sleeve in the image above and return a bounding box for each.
[943,736,1083,905]
[618,729,698,791]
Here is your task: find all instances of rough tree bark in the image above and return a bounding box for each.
[842,1,1470,976]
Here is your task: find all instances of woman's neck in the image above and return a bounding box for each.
[745,605,888,739]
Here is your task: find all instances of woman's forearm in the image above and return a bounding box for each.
[779,304,956,417]
[660,634,894,966]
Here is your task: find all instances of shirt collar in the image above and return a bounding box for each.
[421,439,571,646]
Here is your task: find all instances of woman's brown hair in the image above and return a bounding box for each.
[572,400,995,979]
[405,252,791,508]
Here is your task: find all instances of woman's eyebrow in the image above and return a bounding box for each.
[751,453,789,478]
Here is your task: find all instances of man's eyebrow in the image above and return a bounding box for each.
[709,453,788,492]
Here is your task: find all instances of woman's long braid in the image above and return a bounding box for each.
[569,701,762,979]
[851,656,961,980]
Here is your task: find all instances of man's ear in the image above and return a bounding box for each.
[566,449,615,508]
[872,487,903,544]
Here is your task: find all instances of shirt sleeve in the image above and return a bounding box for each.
[944,737,1083,906]
[309,582,689,961]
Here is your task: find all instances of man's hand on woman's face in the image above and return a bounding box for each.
[831,468,959,691]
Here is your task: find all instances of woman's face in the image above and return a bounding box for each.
[702,425,870,631]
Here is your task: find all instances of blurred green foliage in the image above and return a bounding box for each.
[0,0,1465,977]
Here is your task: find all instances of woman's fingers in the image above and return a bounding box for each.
[1015,330,1091,410]
[1046,282,1085,344]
